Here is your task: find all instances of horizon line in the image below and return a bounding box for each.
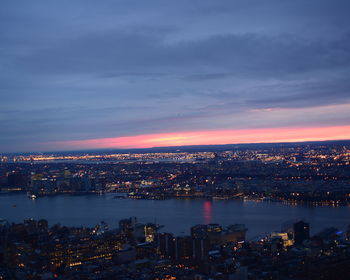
[2,138,350,155]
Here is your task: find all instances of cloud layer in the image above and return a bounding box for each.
[1,0,350,152]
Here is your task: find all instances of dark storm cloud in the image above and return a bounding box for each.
[1,0,350,152]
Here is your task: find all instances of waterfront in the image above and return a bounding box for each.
[1,193,349,239]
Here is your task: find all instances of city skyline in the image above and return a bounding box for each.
[2,2,350,278]
[1,0,350,152]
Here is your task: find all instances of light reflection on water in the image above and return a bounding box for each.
[203,200,213,224]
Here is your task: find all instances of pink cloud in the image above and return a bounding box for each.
[41,125,350,151]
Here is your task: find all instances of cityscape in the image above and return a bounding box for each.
[1,141,350,279]
[1,141,350,205]
[2,0,350,279]
[1,216,350,280]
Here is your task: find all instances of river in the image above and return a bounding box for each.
[1,193,349,239]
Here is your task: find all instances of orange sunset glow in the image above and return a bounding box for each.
[46,125,350,150]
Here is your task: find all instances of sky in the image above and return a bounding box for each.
[1,0,350,152]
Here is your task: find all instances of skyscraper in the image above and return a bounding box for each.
[293,221,310,245]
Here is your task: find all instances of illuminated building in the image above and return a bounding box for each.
[270,232,294,247]
[144,223,158,242]
[63,168,71,179]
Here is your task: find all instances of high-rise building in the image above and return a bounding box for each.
[175,236,193,260]
[158,233,175,257]
[293,221,310,245]
[192,237,211,261]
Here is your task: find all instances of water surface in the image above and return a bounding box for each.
[1,193,349,238]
